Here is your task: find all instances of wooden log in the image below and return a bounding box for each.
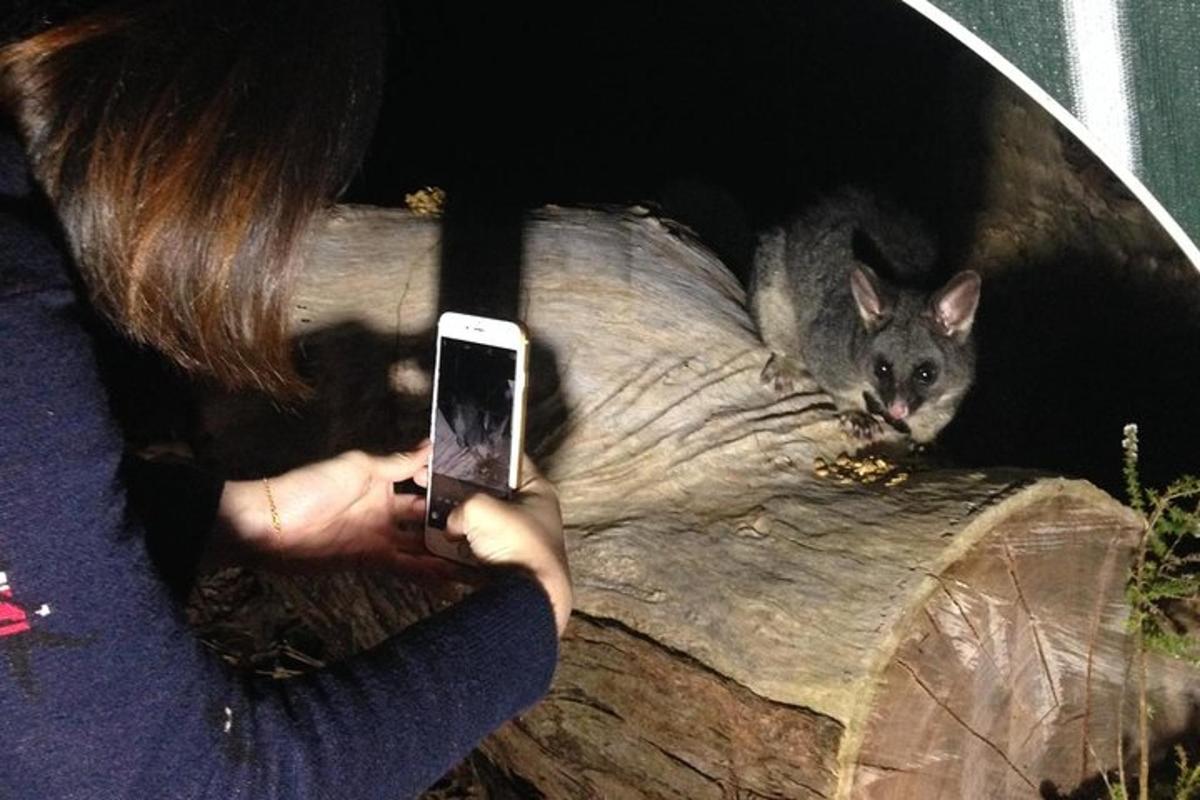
[195,205,1198,798]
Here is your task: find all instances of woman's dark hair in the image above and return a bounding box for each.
[0,0,386,393]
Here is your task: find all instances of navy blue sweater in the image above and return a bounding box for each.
[0,130,558,798]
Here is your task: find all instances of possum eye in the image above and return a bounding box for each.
[914,362,939,385]
[873,359,892,381]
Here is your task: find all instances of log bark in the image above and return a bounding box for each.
[194,205,1199,799]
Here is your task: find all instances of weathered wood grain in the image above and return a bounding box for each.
[194,204,1198,799]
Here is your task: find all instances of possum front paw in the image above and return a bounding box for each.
[838,410,884,440]
[760,352,806,395]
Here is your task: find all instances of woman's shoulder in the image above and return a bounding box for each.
[0,213,71,307]
[0,216,71,301]
[0,126,73,301]
[0,126,33,199]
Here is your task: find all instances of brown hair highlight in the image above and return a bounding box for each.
[1,1,386,395]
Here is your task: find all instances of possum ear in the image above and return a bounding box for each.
[850,266,890,330]
[929,270,982,341]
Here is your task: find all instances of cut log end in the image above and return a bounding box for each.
[844,481,1159,799]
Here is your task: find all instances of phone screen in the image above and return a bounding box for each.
[426,337,517,531]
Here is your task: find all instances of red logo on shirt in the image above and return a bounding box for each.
[0,568,91,698]
[1,574,33,637]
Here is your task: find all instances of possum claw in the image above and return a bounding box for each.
[839,410,884,440]
[760,353,804,395]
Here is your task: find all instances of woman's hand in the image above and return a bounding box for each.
[438,456,573,637]
[214,442,457,580]
[215,445,573,636]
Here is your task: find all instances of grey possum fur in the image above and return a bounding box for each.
[750,188,981,444]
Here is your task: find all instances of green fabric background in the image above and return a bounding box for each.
[1126,3,1200,253]
[915,0,1200,260]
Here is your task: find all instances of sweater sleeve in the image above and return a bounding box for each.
[0,201,558,798]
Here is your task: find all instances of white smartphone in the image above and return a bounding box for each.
[424,312,530,562]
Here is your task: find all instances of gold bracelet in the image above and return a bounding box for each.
[262,477,282,536]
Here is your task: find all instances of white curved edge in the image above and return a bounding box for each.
[899,0,1200,273]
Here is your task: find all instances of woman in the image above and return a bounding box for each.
[0,1,571,797]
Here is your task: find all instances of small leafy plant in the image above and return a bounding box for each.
[1110,424,1200,800]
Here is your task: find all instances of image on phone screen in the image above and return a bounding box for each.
[427,339,516,531]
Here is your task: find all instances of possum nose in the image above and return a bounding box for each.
[887,399,909,420]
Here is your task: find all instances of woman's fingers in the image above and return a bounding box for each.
[408,453,572,636]
[445,490,563,575]
[443,458,562,557]
[411,468,428,489]
[516,455,558,505]
[513,456,563,534]
[516,453,546,493]
[391,490,425,520]
[445,493,524,558]
[376,442,432,484]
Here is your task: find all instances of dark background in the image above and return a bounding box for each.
[336,0,1200,494]
[341,0,1197,495]
[22,1,1197,493]
[347,0,988,268]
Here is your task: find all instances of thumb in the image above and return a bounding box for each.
[445,493,528,565]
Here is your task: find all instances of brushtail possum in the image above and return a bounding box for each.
[750,188,981,444]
